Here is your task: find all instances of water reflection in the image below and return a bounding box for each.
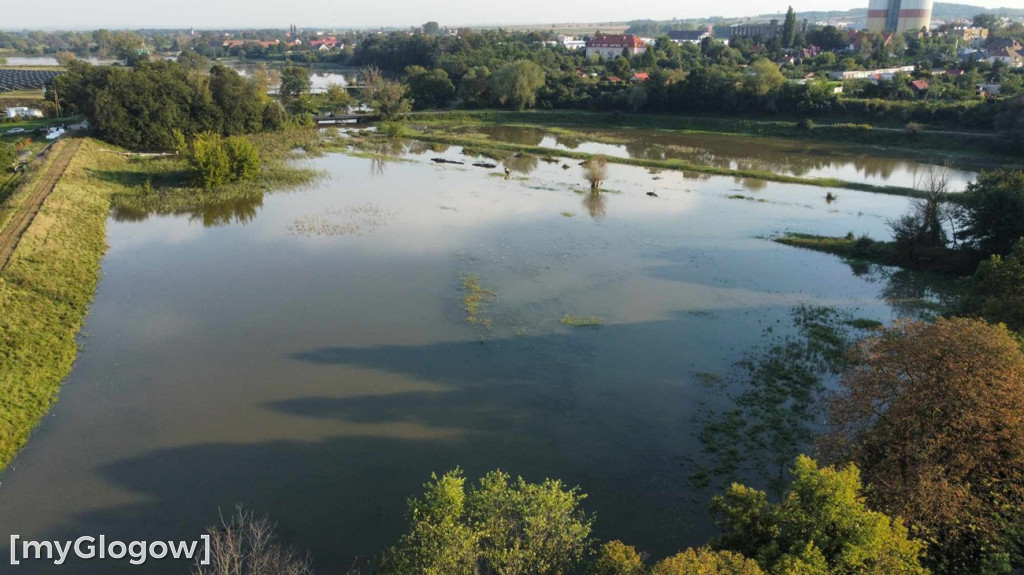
[468,126,985,190]
[111,195,265,228]
[582,191,607,220]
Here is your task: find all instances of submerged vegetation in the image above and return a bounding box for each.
[459,273,496,326]
[560,314,606,327]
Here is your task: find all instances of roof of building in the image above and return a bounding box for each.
[911,80,930,91]
[632,72,650,81]
[586,34,646,49]
[666,30,710,41]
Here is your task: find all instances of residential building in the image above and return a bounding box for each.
[730,19,807,41]
[945,26,988,45]
[585,34,647,59]
[5,107,43,119]
[989,46,1023,67]
[667,26,714,44]
[827,65,915,81]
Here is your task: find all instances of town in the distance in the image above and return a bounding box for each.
[1,0,1024,574]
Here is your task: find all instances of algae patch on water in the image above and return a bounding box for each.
[289,204,397,237]
[460,273,496,326]
[560,314,605,327]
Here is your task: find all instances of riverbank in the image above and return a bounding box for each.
[406,110,1011,161]
[775,232,982,275]
[0,138,114,470]
[0,130,323,471]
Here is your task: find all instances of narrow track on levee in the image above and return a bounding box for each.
[0,139,82,272]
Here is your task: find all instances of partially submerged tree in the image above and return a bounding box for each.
[360,65,412,121]
[823,317,1024,574]
[583,156,609,191]
[193,506,313,575]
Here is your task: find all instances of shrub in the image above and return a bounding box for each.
[797,118,816,131]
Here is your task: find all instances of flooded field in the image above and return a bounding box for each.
[0,131,954,572]
[459,124,983,190]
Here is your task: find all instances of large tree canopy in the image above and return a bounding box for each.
[824,317,1024,574]
[712,455,928,575]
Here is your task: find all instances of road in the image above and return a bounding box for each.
[0,138,82,271]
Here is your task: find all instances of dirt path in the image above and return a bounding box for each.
[0,138,82,271]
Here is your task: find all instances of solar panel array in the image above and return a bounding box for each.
[0,69,64,93]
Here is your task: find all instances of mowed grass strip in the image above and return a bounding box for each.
[0,139,130,469]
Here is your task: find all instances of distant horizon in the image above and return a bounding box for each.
[3,0,1023,32]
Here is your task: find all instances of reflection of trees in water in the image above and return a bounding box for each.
[370,158,387,177]
[111,195,265,228]
[582,191,607,220]
[737,177,768,191]
[502,154,539,175]
[190,195,264,227]
[552,133,586,149]
[478,126,545,147]
[875,267,959,320]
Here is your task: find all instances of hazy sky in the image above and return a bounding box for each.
[4,0,1022,30]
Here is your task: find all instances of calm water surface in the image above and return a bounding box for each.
[0,135,938,572]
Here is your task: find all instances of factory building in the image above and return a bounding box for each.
[867,0,934,33]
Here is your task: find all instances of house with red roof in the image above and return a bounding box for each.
[585,34,647,60]
[631,72,650,82]
[910,79,930,96]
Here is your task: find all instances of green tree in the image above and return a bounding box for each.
[188,133,232,188]
[781,7,798,48]
[712,455,928,575]
[224,136,261,181]
[208,64,266,134]
[823,318,1024,574]
[405,66,456,109]
[381,468,592,575]
[422,21,441,35]
[651,548,764,575]
[279,65,312,113]
[744,59,786,98]
[0,142,16,170]
[176,49,208,72]
[360,65,413,120]
[491,60,545,110]
[324,83,352,111]
[379,470,479,575]
[997,94,1024,146]
[965,240,1024,332]
[957,169,1024,256]
[590,541,645,575]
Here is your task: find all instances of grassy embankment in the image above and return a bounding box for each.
[407,110,1005,157]
[0,130,322,471]
[396,110,1014,198]
[775,232,982,275]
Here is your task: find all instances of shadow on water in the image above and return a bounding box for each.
[15,309,821,574]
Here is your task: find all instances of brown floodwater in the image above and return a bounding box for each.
[0,133,952,572]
